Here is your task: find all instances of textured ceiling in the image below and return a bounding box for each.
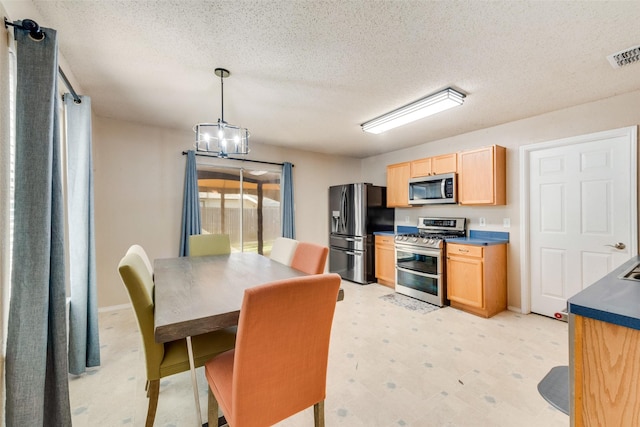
[4,1,640,158]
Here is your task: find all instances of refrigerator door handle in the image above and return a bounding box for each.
[341,186,347,232]
[338,187,343,232]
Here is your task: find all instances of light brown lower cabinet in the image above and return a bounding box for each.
[571,314,640,426]
[375,235,395,288]
[446,243,506,318]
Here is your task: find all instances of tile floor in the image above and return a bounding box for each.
[69,280,569,427]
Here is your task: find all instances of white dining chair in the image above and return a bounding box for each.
[269,237,299,266]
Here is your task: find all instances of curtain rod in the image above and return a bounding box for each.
[4,17,82,104]
[182,151,294,168]
[57,67,81,104]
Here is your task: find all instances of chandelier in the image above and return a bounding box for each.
[194,68,250,157]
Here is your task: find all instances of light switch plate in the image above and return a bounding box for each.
[479,217,486,227]
[503,218,511,228]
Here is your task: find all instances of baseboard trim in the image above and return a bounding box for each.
[508,305,524,314]
[98,303,131,313]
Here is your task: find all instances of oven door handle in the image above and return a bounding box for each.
[396,266,440,279]
[394,245,441,257]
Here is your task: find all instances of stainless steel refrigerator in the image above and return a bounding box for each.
[329,183,394,284]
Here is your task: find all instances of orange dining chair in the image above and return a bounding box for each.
[290,241,329,274]
[189,233,231,256]
[204,273,342,427]
[118,249,236,426]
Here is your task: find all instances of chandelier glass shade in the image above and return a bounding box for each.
[194,68,250,157]
[194,121,249,156]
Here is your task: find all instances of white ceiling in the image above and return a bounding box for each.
[4,1,640,158]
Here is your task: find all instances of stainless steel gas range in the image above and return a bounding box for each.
[394,217,467,306]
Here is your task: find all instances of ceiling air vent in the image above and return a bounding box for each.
[607,45,640,69]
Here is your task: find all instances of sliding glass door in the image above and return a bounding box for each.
[197,163,281,254]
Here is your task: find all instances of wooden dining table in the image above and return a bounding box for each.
[153,252,343,426]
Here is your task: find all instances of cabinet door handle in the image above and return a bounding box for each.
[458,249,469,253]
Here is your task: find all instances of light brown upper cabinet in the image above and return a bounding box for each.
[386,162,411,208]
[457,145,506,205]
[410,153,457,178]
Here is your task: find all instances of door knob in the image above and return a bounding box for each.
[605,242,626,250]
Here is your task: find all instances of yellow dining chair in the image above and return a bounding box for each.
[269,237,299,266]
[291,241,329,274]
[205,273,342,427]
[126,243,153,276]
[118,250,236,427]
[189,233,231,256]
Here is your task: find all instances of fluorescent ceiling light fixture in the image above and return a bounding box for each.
[361,87,466,134]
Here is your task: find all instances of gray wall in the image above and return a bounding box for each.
[362,90,640,310]
[93,116,363,307]
[95,90,640,309]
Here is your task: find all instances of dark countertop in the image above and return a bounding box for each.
[568,255,640,331]
[397,226,418,234]
[373,226,418,236]
[446,230,509,246]
[373,229,510,245]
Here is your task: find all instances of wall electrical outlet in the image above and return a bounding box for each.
[405,216,411,223]
[503,218,511,228]
[479,217,486,227]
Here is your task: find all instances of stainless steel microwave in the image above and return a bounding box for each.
[408,172,457,205]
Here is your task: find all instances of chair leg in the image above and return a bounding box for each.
[314,401,325,427]
[208,388,220,426]
[146,379,160,427]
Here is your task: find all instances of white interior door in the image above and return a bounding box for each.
[523,127,637,317]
